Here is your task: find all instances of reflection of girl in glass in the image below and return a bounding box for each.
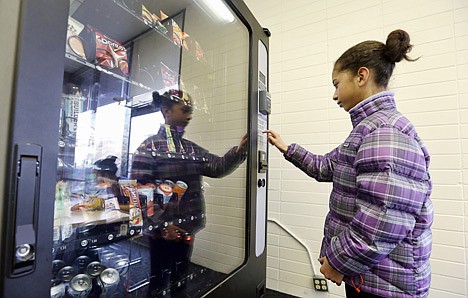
[130,89,247,290]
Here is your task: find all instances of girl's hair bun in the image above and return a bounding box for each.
[152,91,162,108]
[383,29,414,63]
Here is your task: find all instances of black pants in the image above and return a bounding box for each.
[346,284,384,298]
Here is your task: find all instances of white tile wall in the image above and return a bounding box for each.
[244,0,468,297]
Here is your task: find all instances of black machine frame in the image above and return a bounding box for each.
[0,0,270,297]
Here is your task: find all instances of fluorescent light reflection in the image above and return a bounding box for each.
[195,0,235,23]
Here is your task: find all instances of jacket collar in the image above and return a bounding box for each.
[349,91,396,127]
[157,124,185,138]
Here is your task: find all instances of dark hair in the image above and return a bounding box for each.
[152,89,192,110]
[334,29,417,88]
[93,155,118,175]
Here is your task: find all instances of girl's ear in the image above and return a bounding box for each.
[161,105,170,117]
[356,67,370,86]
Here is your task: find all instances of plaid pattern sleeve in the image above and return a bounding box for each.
[284,143,338,182]
[200,146,246,178]
[326,125,431,277]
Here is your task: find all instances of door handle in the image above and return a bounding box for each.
[7,143,42,277]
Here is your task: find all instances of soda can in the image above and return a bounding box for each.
[51,259,66,277]
[156,183,173,204]
[100,268,120,288]
[67,274,92,298]
[110,255,129,276]
[57,265,76,282]
[164,180,175,188]
[86,261,105,277]
[174,181,188,201]
[74,255,91,273]
[50,279,65,298]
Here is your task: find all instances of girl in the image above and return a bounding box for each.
[265,30,433,298]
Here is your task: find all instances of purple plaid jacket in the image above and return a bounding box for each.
[285,92,433,297]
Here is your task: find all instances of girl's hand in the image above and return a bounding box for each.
[318,257,344,286]
[263,130,288,153]
[236,133,248,154]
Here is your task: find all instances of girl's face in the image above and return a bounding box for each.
[331,68,361,112]
[164,102,193,128]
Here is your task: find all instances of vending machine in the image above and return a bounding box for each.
[0,0,270,297]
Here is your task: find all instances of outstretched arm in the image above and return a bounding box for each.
[263,130,288,153]
[201,134,247,178]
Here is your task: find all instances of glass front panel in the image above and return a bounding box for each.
[52,0,249,297]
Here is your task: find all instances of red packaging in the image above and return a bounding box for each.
[80,25,129,76]
[119,180,143,229]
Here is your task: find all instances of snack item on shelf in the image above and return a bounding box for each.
[141,4,154,25]
[169,17,190,51]
[141,5,168,34]
[160,10,168,21]
[137,184,155,217]
[156,183,173,205]
[173,180,188,201]
[62,87,85,141]
[54,180,71,218]
[70,195,105,211]
[104,197,121,210]
[119,180,143,229]
[80,25,129,76]
[66,17,86,59]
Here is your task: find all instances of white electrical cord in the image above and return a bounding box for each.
[267,218,320,276]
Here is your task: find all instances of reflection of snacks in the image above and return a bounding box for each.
[168,17,190,51]
[180,32,190,51]
[141,5,154,25]
[160,10,168,20]
[194,40,207,63]
[172,19,183,47]
[160,62,178,88]
[141,5,168,34]
[171,19,190,50]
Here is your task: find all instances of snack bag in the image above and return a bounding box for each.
[137,184,155,217]
[66,17,86,59]
[62,91,85,141]
[80,25,129,76]
[119,180,143,229]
